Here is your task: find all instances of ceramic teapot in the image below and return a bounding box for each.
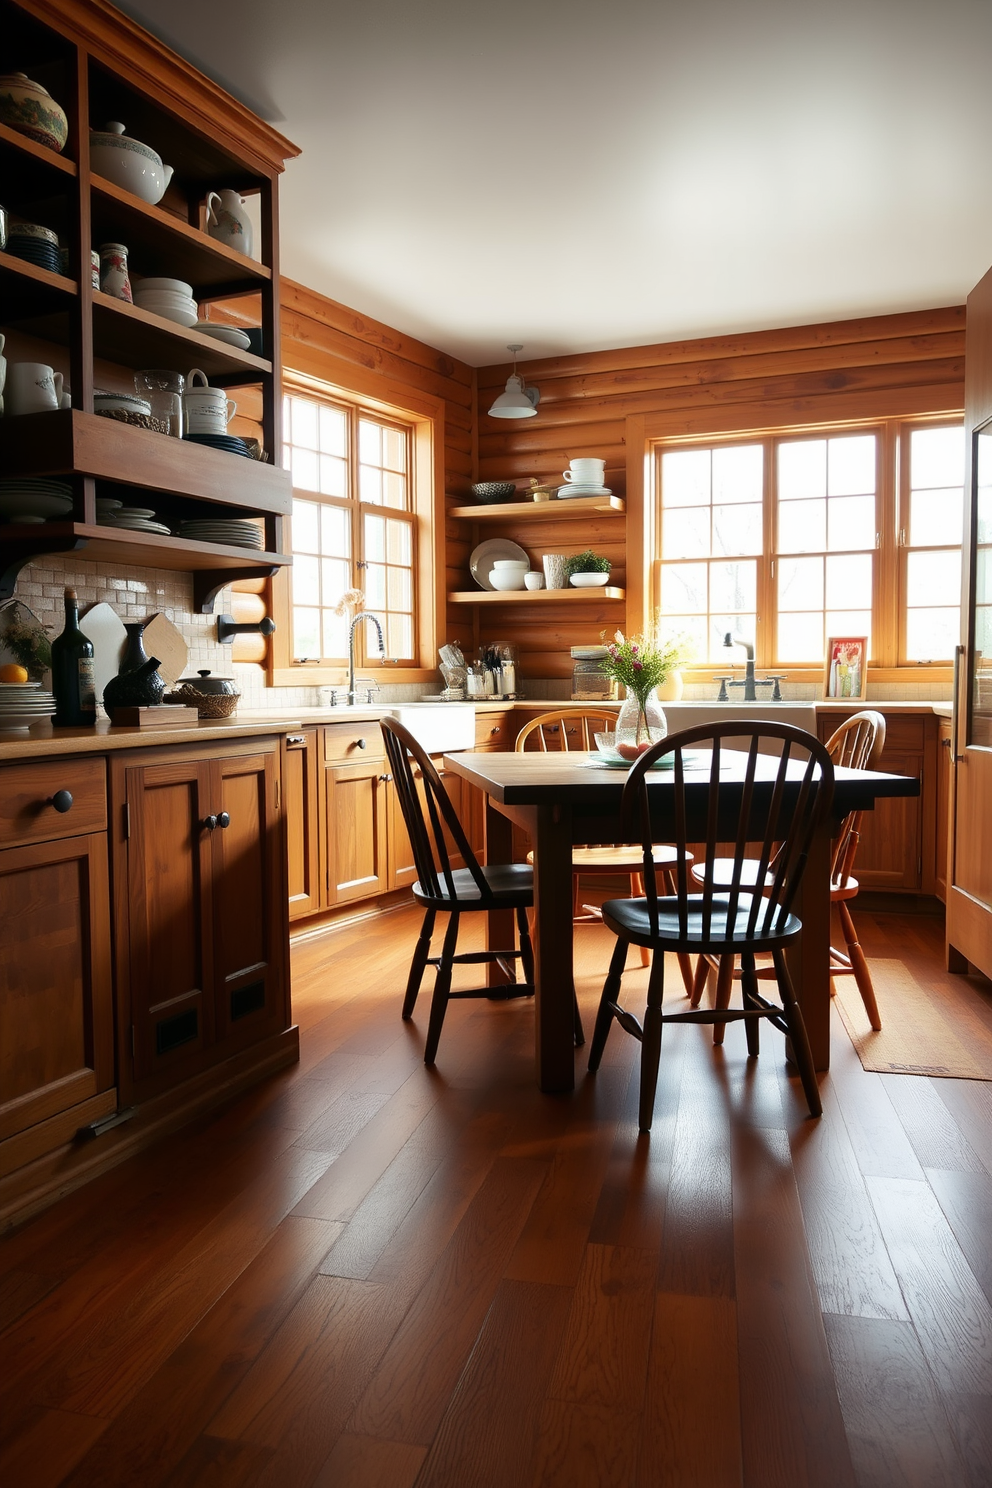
[90,122,174,205]
[205,190,253,257]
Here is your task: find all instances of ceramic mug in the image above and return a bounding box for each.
[562,457,606,485]
[5,362,61,416]
[184,367,236,433]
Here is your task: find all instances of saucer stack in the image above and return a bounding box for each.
[0,478,73,523]
[178,518,264,550]
[132,278,198,327]
[0,680,57,730]
[182,432,253,459]
[196,323,251,350]
[556,479,612,499]
[6,222,60,274]
[96,502,171,536]
[556,457,612,500]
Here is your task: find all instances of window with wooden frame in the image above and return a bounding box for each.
[270,380,438,684]
[653,417,964,674]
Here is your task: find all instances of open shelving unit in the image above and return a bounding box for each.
[0,0,299,606]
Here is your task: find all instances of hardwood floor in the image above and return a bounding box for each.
[2,903,992,1487]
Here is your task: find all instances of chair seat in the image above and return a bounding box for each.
[602,893,802,951]
[413,861,534,909]
[691,856,774,890]
[526,843,687,873]
[830,874,860,902]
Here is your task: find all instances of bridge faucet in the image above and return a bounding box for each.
[348,611,385,705]
[719,633,785,702]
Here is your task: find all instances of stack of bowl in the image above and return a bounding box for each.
[6,222,60,274]
[132,277,198,327]
[488,559,529,591]
[0,680,57,730]
[0,478,73,524]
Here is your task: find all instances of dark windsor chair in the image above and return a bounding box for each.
[381,716,583,1065]
[587,721,835,1131]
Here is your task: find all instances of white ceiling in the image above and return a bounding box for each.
[116,0,992,367]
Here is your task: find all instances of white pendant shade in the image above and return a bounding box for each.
[488,345,540,418]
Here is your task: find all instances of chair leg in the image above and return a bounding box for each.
[690,954,710,1008]
[423,912,460,1066]
[632,873,650,968]
[588,935,628,1071]
[838,900,882,1031]
[739,950,761,1058]
[660,868,694,995]
[638,946,667,1133]
[516,904,535,993]
[771,949,822,1118]
[403,908,435,1019]
[712,954,735,1046]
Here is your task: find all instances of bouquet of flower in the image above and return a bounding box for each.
[601,626,694,753]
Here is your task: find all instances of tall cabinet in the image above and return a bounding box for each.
[0,0,297,606]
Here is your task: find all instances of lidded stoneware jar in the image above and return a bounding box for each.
[0,73,68,152]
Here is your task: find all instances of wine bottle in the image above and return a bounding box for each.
[51,586,96,727]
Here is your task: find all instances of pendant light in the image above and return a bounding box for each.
[488,344,540,419]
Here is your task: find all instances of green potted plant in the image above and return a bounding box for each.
[565,549,612,588]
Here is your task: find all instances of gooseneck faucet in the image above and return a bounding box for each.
[347,611,385,705]
[717,632,785,702]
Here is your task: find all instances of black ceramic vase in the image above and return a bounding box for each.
[103,622,165,717]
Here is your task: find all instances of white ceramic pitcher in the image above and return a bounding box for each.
[205,189,253,257]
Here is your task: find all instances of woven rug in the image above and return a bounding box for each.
[834,958,992,1080]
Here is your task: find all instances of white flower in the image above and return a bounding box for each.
[614,630,625,646]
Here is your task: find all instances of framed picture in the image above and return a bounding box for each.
[824,636,868,701]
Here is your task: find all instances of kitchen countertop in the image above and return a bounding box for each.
[0,698,953,763]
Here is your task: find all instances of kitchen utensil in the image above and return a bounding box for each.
[79,601,128,709]
[469,538,529,590]
[165,669,240,718]
[142,611,189,687]
[489,570,526,590]
[563,457,606,484]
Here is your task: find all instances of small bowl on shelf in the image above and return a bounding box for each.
[570,571,611,587]
[489,569,527,591]
[470,481,516,503]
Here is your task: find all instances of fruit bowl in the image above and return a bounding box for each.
[471,482,516,503]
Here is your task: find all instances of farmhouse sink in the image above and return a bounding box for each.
[382,703,475,754]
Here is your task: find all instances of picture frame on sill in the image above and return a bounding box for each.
[824,635,868,701]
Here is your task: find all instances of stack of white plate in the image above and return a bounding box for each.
[97,505,171,536]
[0,479,73,524]
[0,681,57,730]
[196,323,251,350]
[556,482,613,499]
[132,278,198,327]
[178,519,264,549]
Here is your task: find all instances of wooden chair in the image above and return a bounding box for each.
[515,709,695,991]
[689,710,886,1033]
[381,717,583,1064]
[587,722,834,1130]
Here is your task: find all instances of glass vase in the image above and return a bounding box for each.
[615,687,667,757]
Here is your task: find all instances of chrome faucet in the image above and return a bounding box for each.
[347,611,385,705]
[718,632,785,702]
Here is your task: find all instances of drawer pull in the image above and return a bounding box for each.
[490,725,501,736]
[355,737,367,750]
[47,789,74,814]
[285,734,306,747]
[202,815,218,831]
[217,812,231,829]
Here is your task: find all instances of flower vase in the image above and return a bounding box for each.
[616,687,667,758]
[656,668,684,702]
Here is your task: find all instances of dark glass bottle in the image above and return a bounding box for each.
[51,587,96,727]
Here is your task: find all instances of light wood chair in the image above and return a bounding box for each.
[515,709,695,990]
[381,717,583,1064]
[588,722,834,1130]
[690,709,887,1034]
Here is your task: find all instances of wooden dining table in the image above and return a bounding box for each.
[442,747,919,1092]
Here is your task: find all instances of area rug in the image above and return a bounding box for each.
[834,958,992,1080]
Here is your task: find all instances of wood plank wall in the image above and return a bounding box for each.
[472,308,966,678]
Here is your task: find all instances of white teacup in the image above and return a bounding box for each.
[562,457,606,485]
[5,362,62,416]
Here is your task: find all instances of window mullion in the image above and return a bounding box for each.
[875,419,899,667]
[760,436,776,667]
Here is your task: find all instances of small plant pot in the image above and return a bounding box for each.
[570,572,610,587]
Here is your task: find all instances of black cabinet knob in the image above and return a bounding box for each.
[48,790,74,813]
[217,811,231,829]
[202,815,217,831]
[356,737,367,749]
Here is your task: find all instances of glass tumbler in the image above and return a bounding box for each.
[135,369,185,437]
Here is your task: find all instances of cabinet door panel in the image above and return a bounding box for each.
[283,732,320,919]
[126,761,213,1082]
[0,833,113,1142]
[325,763,388,903]
[212,751,286,1044]
[852,750,923,889]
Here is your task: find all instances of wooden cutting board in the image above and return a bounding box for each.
[79,602,127,709]
[143,612,189,687]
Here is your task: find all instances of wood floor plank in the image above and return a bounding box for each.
[823,1314,968,1488]
[545,1244,656,1408]
[53,1215,339,1488]
[319,1140,444,1280]
[0,1269,58,1334]
[414,1279,572,1488]
[160,1435,275,1487]
[880,1076,990,1175]
[733,1125,857,1488]
[866,1174,992,1395]
[638,1293,743,1487]
[348,1156,549,1446]
[931,1079,992,1168]
[829,1021,926,1181]
[945,1390,992,1488]
[312,1434,426,1488]
[529,1399,641,1488]
[927,1166,992,1312]
[0,1407,106,1488]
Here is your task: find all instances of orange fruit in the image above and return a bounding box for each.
[0,664,29,683]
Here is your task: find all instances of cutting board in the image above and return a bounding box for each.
[143,612,189,687]
[80,602,127,709]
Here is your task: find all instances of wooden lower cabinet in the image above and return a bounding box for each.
[935,715,953,903]
[324,758,390,903]
[113,737,289,1102]
[282,729,320,920]
[387,760,469,890]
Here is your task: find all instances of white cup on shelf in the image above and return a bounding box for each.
[4,362,61,416]
[562,457,606,485]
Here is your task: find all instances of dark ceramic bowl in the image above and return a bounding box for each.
[470,482,516,503]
